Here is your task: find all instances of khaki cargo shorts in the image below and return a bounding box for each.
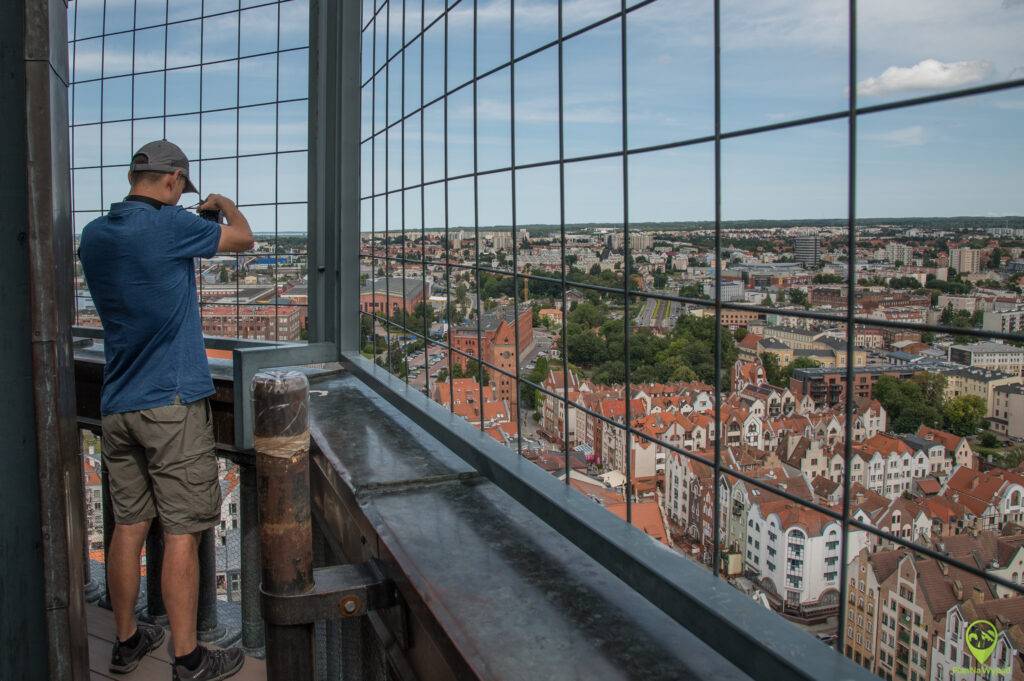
[101,398,222,535]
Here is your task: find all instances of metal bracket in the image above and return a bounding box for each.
[260,559,396,626]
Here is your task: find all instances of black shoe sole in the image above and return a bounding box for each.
[109,626,167,674]
[173,654,245,681]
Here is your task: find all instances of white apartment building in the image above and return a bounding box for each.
[884,242,913,266]
[984,305,1024,335]
[932,602,1022,681]
[992,384,1024,441]
[948,341,1024,377]
[744,500,863,609]
[949,247,983,274]
[831,434,931,500]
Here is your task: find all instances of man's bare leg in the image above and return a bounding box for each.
[108,520,151,641]
[164,531,201,656]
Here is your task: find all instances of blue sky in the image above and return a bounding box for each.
[71,0,1024,234]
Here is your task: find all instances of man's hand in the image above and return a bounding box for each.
[198,193,237,213]
[199,193,254,253]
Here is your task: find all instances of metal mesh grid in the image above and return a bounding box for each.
[68,0,310,342]
[357,0,1024,665]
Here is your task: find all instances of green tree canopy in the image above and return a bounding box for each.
[943,395,987,436]
[873,374,945,433]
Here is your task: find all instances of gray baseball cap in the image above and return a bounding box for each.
[129,139,199,194]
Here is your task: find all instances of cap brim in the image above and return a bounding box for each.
[183,176,199,194]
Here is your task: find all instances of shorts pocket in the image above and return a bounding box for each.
[185,454,219,484]
[141,404,189,424]
[185,454,222,526]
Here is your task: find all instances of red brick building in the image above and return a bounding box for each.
[449,306,534,408]
[359,277,429,316]
[201,305,303,341]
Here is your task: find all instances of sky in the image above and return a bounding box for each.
[70,0,1024,234]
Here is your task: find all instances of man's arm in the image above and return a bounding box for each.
[198,194,254,253]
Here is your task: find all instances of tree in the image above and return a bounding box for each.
[678,282,708,300]
[943,395,987,436]
[568,301,607,328]
[520,356,550,409]
[812,273,844,284]
[911,372,947,406]
[787,289,809,307]
[873,375,944,433]
[566,327,606,365]
[653,271,669,289]
[889,276,921,289]
[989,247,1005,270]
[980,431,999,448]
[733,328,748,342]
[760,352,784,387]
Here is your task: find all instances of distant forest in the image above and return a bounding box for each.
[381,215,1024,236]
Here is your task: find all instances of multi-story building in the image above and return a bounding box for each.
[916,425,976,471]
[932,597,1024,681]
[789,366,919,409]
[992,384,1024,441]
[885,242,913,266]
[943,466,1024,531]
[943,366,1023,418]
[745,499,856,618]
[201,304,304,341]
[948,341,1024,377]
[449,306,534,408]
[359,277,430,316]
[793,234,821,268]
[490,231,513,251]
[984,306,1024,335]
[949,247,983,274]
[843,548,883,670]
[629,232,654,253]
[870,550,961,681]
[703,279,745,302]
[540,369,581,446]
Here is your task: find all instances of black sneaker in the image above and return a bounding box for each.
[109,621,166,674]
[172,646,245,681]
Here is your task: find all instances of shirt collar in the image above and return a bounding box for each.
[123,194,168,210]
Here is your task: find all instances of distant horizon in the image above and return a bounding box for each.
[352,214,1024,235]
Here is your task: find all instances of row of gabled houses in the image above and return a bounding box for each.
[845,528,1024,681]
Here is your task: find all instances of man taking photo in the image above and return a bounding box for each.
[79,140,254,681]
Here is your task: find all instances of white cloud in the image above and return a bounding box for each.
[863,125,927,147]
[856,58,992,97]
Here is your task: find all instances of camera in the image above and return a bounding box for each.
[199,208,224,224]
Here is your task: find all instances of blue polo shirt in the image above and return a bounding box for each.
[79,198,222,415]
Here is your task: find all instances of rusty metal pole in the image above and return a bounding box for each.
[253,370,314,681]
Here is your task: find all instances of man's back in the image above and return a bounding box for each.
[79,198,221,414]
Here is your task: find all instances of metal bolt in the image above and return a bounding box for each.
[341,596,361,616]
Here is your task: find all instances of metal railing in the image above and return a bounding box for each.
[74,327,336,658]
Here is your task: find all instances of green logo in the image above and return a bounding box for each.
[966,619,998,665]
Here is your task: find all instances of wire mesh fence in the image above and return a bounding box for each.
[358,0,1024,673]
